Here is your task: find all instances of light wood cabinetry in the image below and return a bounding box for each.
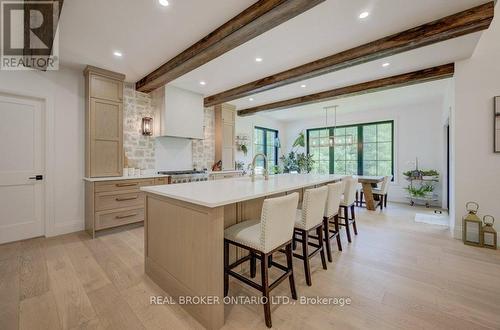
[84,66,126,178]
[215,103,236,171]
[85,178,168,237]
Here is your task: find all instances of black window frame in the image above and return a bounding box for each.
[254,126,279,168]
[306,120,394,177]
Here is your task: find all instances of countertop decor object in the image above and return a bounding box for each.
[482,215,497,249]
[462,202,483,247]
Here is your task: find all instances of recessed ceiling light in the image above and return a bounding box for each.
[159,0,169,7]
[199,81,206,86]
[359,11,369,19]
[113,51,123,57]
[249,98,254,101]
[300,84,307,88]
[382,62,390,67]
[255,57,263,62]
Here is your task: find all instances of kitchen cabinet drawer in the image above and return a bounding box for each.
[154,177,170,185]
[95,191,145,211]
[95,179,155,193]
[95,207,144,230]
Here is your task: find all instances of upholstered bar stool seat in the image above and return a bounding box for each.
[224,193,299,328]
[292,186,328,286]
[339,176,359,243]
[323,181,344,262]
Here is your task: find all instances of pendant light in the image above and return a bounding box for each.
[323,105,354,146]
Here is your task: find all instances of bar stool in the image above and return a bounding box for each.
[360,175,392,210]
[339,177,358,243]
[224,193,299,328]
[323,181,344,262]
[293,186,328,286]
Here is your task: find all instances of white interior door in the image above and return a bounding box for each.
[0,93,44,244]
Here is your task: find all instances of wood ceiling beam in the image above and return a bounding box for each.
[135,0,325,93]
[237,63,455,116]
[206,1,493,107]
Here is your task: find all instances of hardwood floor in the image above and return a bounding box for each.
[1,204,499,329]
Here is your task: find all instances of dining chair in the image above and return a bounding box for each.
[360,175,392,210]
[224,193,299,328]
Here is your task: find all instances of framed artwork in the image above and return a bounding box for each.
[496,96,500,153]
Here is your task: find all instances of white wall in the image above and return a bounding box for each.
[283,100,447,205]
[0,66,85,236]
[453,8,500,244]
[235,114,287,168]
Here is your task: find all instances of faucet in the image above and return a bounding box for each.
[251,153,269,182]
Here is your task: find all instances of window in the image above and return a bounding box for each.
[254,127,278,169]
[307,121,393,176]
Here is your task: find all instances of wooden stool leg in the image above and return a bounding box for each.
[301,230,312,286]
[355,191,359,206]
[385,194,388,208]
[224,240,229,296]
[351,206,358,236]
[261,252,272,328]
[323,217,332,262]
[344,207,352,243]
[360,191,364,205]
[268,255,273,268]
[250,252,256,278]
[334,214,342,251]
[317,225,327,270]
[285,243,297,300]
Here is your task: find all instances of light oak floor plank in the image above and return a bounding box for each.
[0,203,499,329]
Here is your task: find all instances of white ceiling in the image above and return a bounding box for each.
[58,0,489,120]
[228,33,479,110]
[171,0,487,96]
[58,0,255,80]
[260,79,451,122]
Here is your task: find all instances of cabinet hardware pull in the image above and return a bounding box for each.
[115,196,138,201]
[116,213,138,219]
[116,183,138,187]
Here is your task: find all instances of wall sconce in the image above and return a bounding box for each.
[142,117,153,136]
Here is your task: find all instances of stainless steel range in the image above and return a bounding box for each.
[158,170,209,184]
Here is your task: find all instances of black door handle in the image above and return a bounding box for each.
[29,175,43,181]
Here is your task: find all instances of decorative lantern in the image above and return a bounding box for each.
[462,202,483,247]
[482,215,497,249]
[142,117,153,136]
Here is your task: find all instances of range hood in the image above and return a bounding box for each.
[151,85,204,139]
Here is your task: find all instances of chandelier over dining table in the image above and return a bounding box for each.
[321,105,354,147]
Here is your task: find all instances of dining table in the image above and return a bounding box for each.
[357,175,385,211]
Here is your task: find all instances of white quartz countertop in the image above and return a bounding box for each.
[83,174,170,182]
[141,174,343,208]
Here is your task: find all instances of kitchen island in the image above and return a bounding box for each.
[141,174,342,329]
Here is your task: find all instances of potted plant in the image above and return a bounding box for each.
[421,169,439,180]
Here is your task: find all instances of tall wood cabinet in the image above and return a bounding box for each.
[215,103,236,170]
[84,66,125,178]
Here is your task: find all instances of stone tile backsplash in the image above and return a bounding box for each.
[123,83,155,170]
[123,84,215,170]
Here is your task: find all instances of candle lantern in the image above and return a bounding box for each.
[462,202,482,247]
[482,215,497,249]
[142,117,153,136]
